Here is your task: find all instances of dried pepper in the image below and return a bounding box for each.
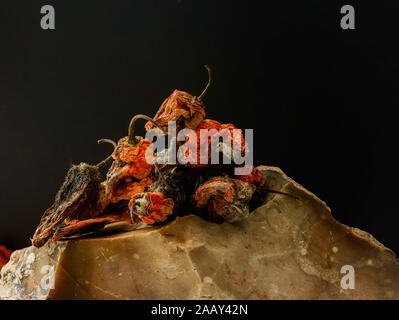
[32,65,295,248]
[129,166,195,224]
[181,119,248,168]
[145,65,211,133]
[194,176,255,223]
[129,192,174,224]
[104,114,168,203]
[52,207,132,241]
[0,245,12,275]
[32,115,170,247]
[32,159,111,248]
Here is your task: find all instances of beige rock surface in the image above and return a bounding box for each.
[1,166,398,300]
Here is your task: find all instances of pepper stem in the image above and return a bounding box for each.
[95,138,117,169]
[97,139,117,148]
[96,156,113,169]
[128,114,165,145]
[197,65,212,102]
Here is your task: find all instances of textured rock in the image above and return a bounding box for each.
[1,166,398,300]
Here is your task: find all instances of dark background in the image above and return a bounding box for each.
[0,1,398,253]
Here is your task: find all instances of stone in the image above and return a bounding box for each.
[1,166,398,300]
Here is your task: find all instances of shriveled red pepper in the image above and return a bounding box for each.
[0,245,12,275]
[129,165,198,225]
[32,157,113,248]
[129,192,174,224]
[237,166,265,186]
[182,119,249,168]
[111,137,154,179]
[31,65,297,247]
[52,207,132,241]
[237,166,297,200]
[32,114,170,247]
[104,115,167,202]
[106,174,154,204]
[194,176,255,223]
[145,65,211,133]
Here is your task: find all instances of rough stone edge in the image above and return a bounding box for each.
[257,165,399,263]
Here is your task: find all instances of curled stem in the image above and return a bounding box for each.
[197,65,212,102]
[97,138,117,149]
[95,138,117,169]
[128,114,165,145]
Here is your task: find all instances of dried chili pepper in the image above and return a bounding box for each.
[0,245,12,275]
[194,176,255,223]
[237,166,265,186]
[32,115,171,246]
[32,146,114,248]
[105,114,168,201]
[51,207,132,241]
[129,165,196,224]
[31,65,298,246]
[129,192,174,224]
[182,119,248,168]
[145,65,211,133]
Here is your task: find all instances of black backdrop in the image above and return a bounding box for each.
[0,1,398,253]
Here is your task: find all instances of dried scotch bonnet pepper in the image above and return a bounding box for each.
[182,119,249,168]
[31,65,298,247]
[128,165,194,225]
[105,115,168,201]
[32,151,114,248]
[194,176,256,223]
[145,65,211,133]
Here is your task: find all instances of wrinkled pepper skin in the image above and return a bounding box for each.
[128,165,196,224]
[32,163,103,248]
[51,207,132,241]
[112,137,154,177]
[181,119,249,169]
[32,135,158,247]
[194,176,256,223]
[0,245,12,275]
[129,192,174,224]
[145,90,206,133]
